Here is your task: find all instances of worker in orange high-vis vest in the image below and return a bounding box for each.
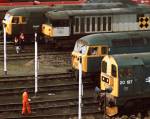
[22,89,31,115]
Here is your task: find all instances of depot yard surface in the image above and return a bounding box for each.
[0,54,71,76]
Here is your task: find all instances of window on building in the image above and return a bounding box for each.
[102,61,107,73]
[111,64,117,77]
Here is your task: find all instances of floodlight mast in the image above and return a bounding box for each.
[3,22,7,75]
[78,56,83,119]
[33,25,39,96]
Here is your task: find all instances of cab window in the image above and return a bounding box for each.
[12,17,19,24]
[101,47,108,54]
[22,17,26,23]
[102,61,107,73]
[88,47,98,55]
[111,64,117,77]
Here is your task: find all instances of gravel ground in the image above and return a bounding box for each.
[0,54,71,77]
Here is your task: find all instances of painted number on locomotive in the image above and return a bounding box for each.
[120,80,133,85]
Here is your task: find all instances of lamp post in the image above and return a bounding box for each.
[78,56,83,119]
[33,25,39,96]
[3,22,7,75]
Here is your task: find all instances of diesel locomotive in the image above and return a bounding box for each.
[101,52,150,116]
[0,0,85,36]
[3,0,140,44]
[2,6,54,41]
[42,1,150,47]
[71,30,150,83]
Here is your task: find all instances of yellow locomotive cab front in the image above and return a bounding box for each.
[42,24,53,37]
[3,13,27,36]
[3,13,13,35]
[71,48,87,73]
[101,55,119,116]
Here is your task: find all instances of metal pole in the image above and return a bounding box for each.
[78,56,82,119]
[3,24,7,75]
[35,32,38,96]
[104,90,106,119]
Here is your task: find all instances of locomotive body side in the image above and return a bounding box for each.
[101,53,150,116]
[71,31,150,82]
[42,4,150,47]
[3,6,51,41]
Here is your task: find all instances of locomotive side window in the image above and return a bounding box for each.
[112,39,131,47]
[101,47,108,54]
[111,64,117,77]
[119,68,133,78]
[131,38,144,46]
[12,17,19,24]
[102,61,107,73]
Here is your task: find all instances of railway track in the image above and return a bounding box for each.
[0,51,71,61]
[0,41,72,55]
[0,73,103,119]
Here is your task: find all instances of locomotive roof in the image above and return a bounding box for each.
[111,52,150,67]
[7,6,50,16]
[77,31,150,46]
[46,4,150,20]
